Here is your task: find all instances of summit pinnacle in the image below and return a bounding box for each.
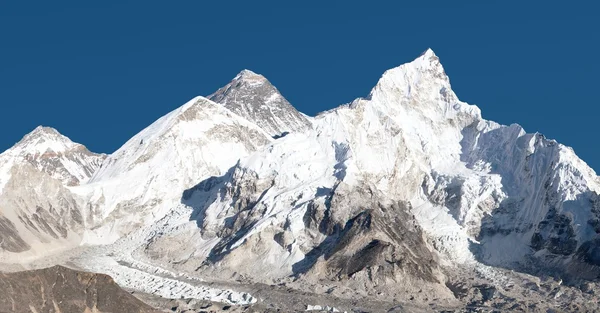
[208,70,311,137]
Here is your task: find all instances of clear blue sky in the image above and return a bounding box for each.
[1,1,599,170]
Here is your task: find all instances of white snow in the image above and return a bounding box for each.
[0,126,103,192]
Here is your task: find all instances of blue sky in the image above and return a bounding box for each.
[1,1,599,169]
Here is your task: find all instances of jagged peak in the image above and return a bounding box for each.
[368,48,451,101]
[419,47,438,58]
[412,48,444,72]
[398,48,446,77]
[387,48,445,78]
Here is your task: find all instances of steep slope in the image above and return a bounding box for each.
[76,96,273,244]
[209,69,312,137]
[0,265,160,313]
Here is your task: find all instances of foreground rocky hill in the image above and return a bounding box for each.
[0,266,159,313]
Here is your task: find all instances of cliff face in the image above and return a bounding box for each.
[0,266,160,313]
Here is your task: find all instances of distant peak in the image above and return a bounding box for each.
[233,69,268,86]
[14,125,78,154]
[23,126,67,141]
[237,69,261,78]
[209,69,275,102]
[207,69,311,136]
[31,125,60,135]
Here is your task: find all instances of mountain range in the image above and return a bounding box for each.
[1,49,599,312]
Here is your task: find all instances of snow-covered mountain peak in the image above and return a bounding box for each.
[416,48,446,78]
[28,125,61,136]
[234,69,267,86]
[14,125,80,155]
[420,47,437,57]
[413,48,443,70]
[209,69,281,107]
[208,70,311,136]
[418,47,440,62]
[0,125,104,195]
[369,48,449,100]
[362,48,482,129]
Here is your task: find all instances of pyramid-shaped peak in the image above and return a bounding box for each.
[389,48,447,78]
[208,70,311,136]
[233,69,268,86]
[22,126,71,143]
[30,125,61,135]
[411,48,443,69]
[209,69,277,104]
[367,49,452,104]
[237,69,263,79]
[14,125,79,155]
[0,125,104,186]
[419,48,438,58]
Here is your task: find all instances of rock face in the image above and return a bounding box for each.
[1,49,600,311]
[0,163,84,255]
[209,69,312,137]
[0,265,159,313]
[0,127,104,259]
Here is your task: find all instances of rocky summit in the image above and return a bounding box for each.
[1,49,600,312]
